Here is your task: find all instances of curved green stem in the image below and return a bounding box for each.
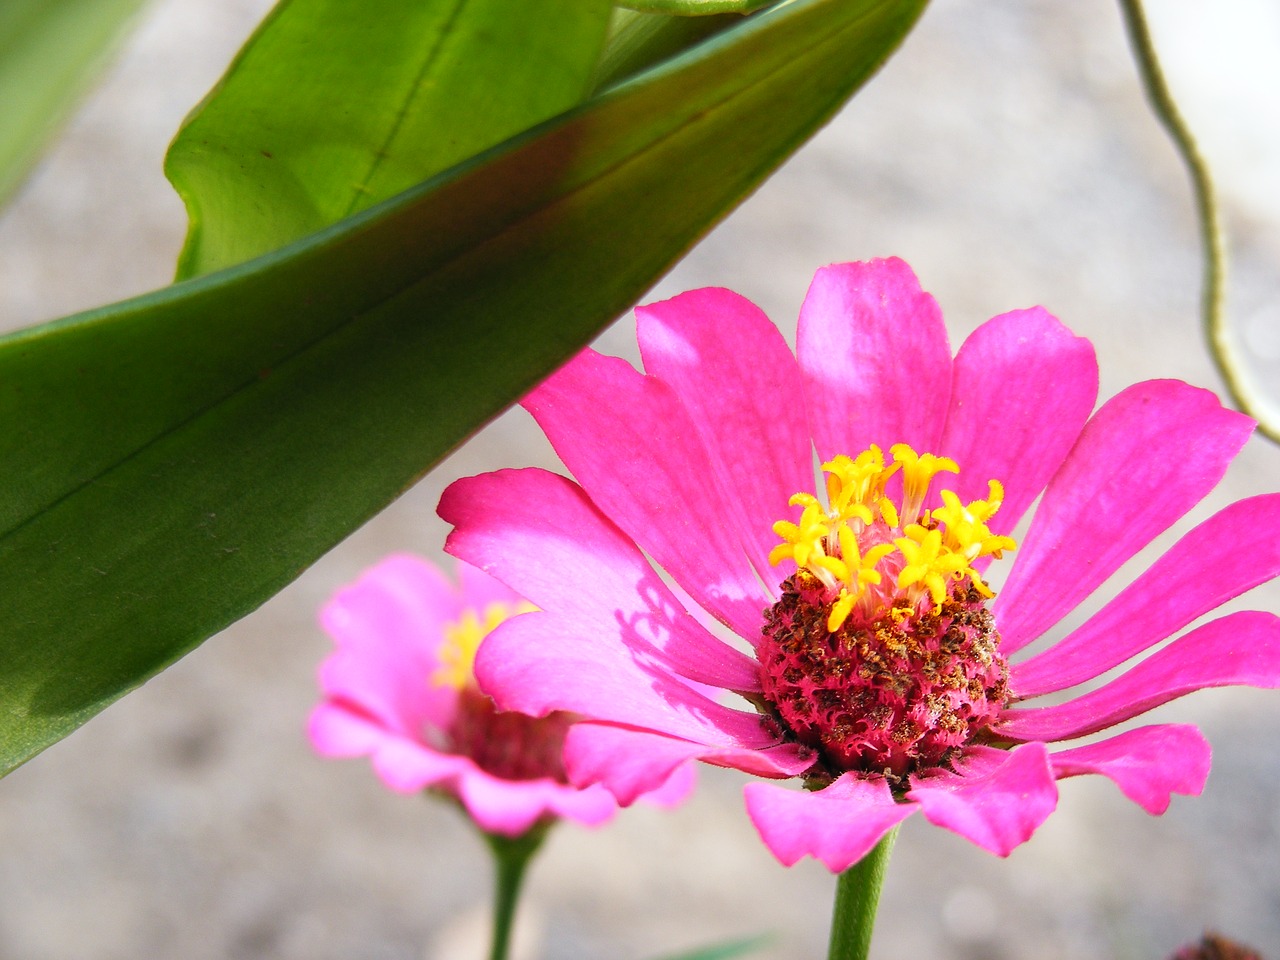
[1117,0,1280,442]
[482,823,550,960]
[827,828,898,960]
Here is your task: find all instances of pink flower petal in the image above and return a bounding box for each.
[523,349,770,637]
[564,723,700,803]
[906,743,1058,856]
[317,554,464,735]
[474,609,780,753]
[939,307,1098,535]
[995,380,1255,654]
[441,467,762,691]
[313,707,625,834]
[636,288,813,582]
[797,258,952,461]
[1049,724,1210,814]
[744,773,915,871]
[455,558,525,613]
[455,770,619,837]
[564,722,811,805]
[365,733,476,794]
[1013,494,1280,696]
[637,759,699,810]
[308,700,398,758]
[998,611,1280,742]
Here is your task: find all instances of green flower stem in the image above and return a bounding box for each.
[1117,0,1279,442]
[826,827,898,960]
[482,823,550,960]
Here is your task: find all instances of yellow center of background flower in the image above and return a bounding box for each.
[434,601,536,689]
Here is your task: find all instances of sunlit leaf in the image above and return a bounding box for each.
[620,0,774,15]
[166,0,614,278]
[0,0,927,775]
[0,0,148,207]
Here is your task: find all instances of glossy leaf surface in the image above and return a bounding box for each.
[0,0,926,775]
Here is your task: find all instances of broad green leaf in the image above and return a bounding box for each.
[0,0,927,775]
[591,9,740,92]
[0,0,149,208]
[621,0,774,15]
[166,0,614,278]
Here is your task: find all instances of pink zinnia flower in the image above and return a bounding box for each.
[309,554,690,837]
[439,258,1280,870]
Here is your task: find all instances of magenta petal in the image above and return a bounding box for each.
[998,611,1280,742]
[364,735,474,794]
[1013,494,1280,696]
[797,258,952,460]
[637,288,813,581]
[907,743,1058,856]
[565,722,810,804]
[564,723,700,804]
[475,608,776,751]
[744,773,915,872]
[441,467,761,691]
[455,559,525,614]
[995,380,1255,654]
[454,771,618,837]
[638,760,699,810]
[940,307,1097,534]
[523,349,770,637]
[317,554,464,735]
[1050,724,1210,814]
[308,701,395,758]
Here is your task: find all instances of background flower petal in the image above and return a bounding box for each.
[998,611,1280,741]
[522,349,770,637]
[995,380,1256,654]
[365,735,475,794]
[797,257,952,461]
[1013,494,1280,696]
[907,743,1058,856]
[455,770,618,837]
[637,287,813,582]
[744,773,915,872]
[308,700,398,757]
[565,722,808,805]
[317,553,463,734]
[1049,724,1211,814]
[940,307,1097,536]
[442,467,762,691]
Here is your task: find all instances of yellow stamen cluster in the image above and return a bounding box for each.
[434,601,536,689]
[769,444,1016,632]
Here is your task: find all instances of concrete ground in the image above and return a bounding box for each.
[1,1,1279,958]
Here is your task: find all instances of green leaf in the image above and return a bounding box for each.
[649,934,772,960]
[165,0,614,278]
[620,0,775,15]
[0,0,927,775]
[0,0,149,208]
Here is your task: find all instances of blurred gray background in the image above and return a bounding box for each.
[2,1,1279,958]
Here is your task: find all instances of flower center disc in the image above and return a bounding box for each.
[757,444,1014,784]
[759,570,1007,782]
